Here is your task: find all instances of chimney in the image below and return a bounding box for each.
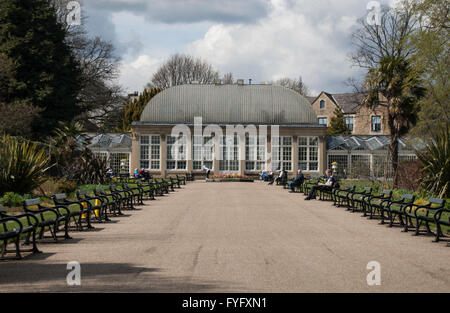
[236,79,244,85]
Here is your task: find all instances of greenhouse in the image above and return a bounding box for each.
[326,135,420,179]
[86,133,132,175]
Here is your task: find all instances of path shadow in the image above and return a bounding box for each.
[36,238,84,245]
[0,262,230,292]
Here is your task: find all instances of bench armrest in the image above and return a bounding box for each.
[49,205,71,217]
[1,216,23,233]
[11,212,39,228]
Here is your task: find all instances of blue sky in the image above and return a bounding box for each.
[81,0,395,95]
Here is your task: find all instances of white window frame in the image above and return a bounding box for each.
[318,117,327,126]
[140,135,161,170]
[345,117,354,132]
[219,135,240,172]
[271,136,292,171]
[371,116,382,132]
[192,136,214,171]
[245,136,266,171]
[166,135,187,171]
[298,136,319,172]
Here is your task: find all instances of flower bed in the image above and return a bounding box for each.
[206,174,254,182]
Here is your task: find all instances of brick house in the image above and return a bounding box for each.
[308,91,390,135]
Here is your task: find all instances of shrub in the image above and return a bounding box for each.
[56,179,77,194]
[0,192,32,207]
[0,135,50,195]
[417,126,449,198]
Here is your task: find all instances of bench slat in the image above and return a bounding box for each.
[24,198,41,206]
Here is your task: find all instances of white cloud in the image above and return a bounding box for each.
[117,55,163,93]
[186,0,367,95]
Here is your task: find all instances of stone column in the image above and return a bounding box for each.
[186,136,193,173]
[239,134,246,176]
[319,135,327,174]
[160,134,167,178]
[266,134,271,171]
[130,132,140,176]
[292,135,298,174]
[213,136,220,174]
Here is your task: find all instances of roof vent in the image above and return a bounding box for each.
[236,79,244,85]
[214,79,222,85]
[191,80,199,84]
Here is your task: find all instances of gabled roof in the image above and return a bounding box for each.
[331,93,366,114]
[311,91,367,114]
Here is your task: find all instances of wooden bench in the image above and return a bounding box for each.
[317,180,340,201]
[23,198,71,241]
[148,180,164,197]
[170,176,181,189]
[403,198,447,242]
[0,204,41,258]
[276,175,288,187]
[332,185,355,207]
[365,189,393,219]
[185,173,195,181]
[53,193,95,229]
[381,194,415,227]
[176,174,186,185]
[347,187,373,212]
[302,179,318,195]
[110,184,135,210]
[163,178,175,192]
[94,188,123,216]
[75,190,109,223]
[155,178,170,194]
[121,183,144,206]
[0,204,27,259]
[137,181,155,201]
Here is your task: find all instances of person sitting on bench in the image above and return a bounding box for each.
[203,165,211,179]
[269,169,286,185]
[260,170,268,181]
[267,170,274,183]
[305,169,335,200]
[288,170,304,192]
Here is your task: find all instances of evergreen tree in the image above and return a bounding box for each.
[327,108,350,135]
[0,0,82,138]
[116,88,163,132]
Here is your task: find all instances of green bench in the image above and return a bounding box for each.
[380,194,415,227]
[403,198,448,243]
[23,198,71,242]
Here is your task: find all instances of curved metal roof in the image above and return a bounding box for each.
[138,84,318,125]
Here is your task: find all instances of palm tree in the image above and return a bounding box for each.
[363,56,426,186]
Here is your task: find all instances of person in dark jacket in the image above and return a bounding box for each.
[288,170,304,192]
[305,169,336,200]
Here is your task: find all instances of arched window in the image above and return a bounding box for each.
[320,100,325,109]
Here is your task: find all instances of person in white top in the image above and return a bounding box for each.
[202,165,211,178]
